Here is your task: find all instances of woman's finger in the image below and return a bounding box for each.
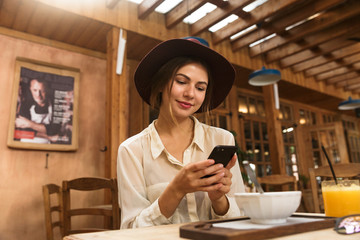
[225,154,237,169]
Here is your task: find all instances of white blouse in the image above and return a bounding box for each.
[117,116,245,229]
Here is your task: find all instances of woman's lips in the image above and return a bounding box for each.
[178,101,193,109]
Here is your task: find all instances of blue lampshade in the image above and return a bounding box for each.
[338,97,360,110]
[248,66,281,86]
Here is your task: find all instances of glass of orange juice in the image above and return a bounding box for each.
[321,180,360,217]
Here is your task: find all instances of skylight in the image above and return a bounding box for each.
[155,0,182,14]
[209,14,238,32]
[249,33,276,47]
[183,3,217,24]
[230,25,257,40]
[127,0,142,4]
[285,12,322,31]
[243,0,268,12]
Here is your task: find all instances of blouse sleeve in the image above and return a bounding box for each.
[117,142,171,229]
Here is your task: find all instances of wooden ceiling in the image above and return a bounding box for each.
[133,0,360,95]
[1,0,359,111]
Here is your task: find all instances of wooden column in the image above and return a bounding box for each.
[262,85,286,174]
[228,85,241,145]
[106,27,129,178]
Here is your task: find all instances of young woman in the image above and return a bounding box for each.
[117,37,245,229]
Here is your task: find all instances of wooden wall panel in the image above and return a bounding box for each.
[0,34,107,240]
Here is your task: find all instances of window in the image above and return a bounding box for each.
[299,109,316,126]
[280,103,299,180]
[238,93,270,177]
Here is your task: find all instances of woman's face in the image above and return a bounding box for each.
[160,62,208,119]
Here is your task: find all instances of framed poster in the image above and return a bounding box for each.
[7,58,79,151]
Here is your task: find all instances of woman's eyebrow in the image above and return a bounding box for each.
[175,73,208,85]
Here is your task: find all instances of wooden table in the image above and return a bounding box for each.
[63,218,358,240]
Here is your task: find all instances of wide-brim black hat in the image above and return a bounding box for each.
[134,37,235,112]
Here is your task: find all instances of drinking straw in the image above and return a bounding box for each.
[321,145,338,185]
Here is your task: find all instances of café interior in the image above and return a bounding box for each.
[1,0,360,239]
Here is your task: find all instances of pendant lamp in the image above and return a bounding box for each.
[248,23,281,86]
[248,66,281,86]
[338,97,360,110]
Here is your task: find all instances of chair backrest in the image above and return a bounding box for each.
[309,163,360,213]
[258,174,298,191]
[42,183,64,240]
[62,177,120,236]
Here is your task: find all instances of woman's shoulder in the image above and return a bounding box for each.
[119,125,151,150]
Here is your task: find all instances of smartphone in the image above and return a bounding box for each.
[202,145,237,178]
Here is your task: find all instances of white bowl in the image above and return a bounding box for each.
[235,191,302,225]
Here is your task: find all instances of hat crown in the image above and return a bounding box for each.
[182,37,209,47]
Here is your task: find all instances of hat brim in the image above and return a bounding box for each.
[134,38,235,112]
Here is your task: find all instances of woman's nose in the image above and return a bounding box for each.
[184,85,195,98]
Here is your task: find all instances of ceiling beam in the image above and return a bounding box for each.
[292,43,360,72]
[345,82,360,91]
[231,0,345,51]
[316,62,360,81]
[249,0,360,56]
[189,0,253,36]
[264,16,360,63]
[280,33,358,68]
[305,53,360,77]
[326,72,359,84]
[211,0,300,44]
[207,0,229,8]
[165,0,207,29]
[138,0,165,19]
[336,77,360,88]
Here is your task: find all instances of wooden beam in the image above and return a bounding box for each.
[305,53,360,77]
[292,43,360,73]
[0,26,106,59]
[231,0,345,51]
[336,77,360,88]
[190,0,253,36]
[138,0,165,19]
[345,82,360,91]
[263,16,360,62]
[211,0,299,44]
[249,0,360,56]
[106,27,129,178]
[262,85,285,175]
[316,63,360,81]
[228,85,241,146]
[165,0,207,29]
[207,0,229,8]
[326,72,359,84]
[280,37,354,68]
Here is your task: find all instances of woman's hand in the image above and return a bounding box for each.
[207,154,237,215]
[159,159,227,218]
[170,159,228,197]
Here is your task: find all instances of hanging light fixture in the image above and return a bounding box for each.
[248,23,281,86]
[248,66,281,86]
[338,97,360,110]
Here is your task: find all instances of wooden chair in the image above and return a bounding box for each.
[62,177,120,236]
[42,184,64,240]
[258,174,298,192]
[309,163,360,213]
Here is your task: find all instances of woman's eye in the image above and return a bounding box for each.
[175,78,186,84]
[197,87,206,91]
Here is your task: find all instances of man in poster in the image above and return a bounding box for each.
[14,67,73,145]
